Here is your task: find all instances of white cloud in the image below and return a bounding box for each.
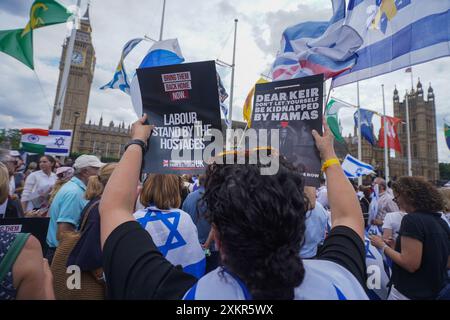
[0,0,449,163]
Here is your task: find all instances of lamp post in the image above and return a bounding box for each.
[70,111,81,154]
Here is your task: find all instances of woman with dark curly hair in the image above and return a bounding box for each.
[98,115,368,300]
[370,177,450,300]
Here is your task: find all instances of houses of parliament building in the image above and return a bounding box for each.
[345,80,439,182]
[49,6,440,181]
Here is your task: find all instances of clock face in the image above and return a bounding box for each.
[71,51,84,66]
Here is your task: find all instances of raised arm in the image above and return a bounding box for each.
[99,114,153,248]
[312,121,365,240]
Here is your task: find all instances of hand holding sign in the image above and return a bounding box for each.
[131,114,154,145]
[312,119,336,161]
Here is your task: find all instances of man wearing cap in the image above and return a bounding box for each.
[46,155,104,263]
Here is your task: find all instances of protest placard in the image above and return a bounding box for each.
[251,74,324,186]
[136,61,223,174]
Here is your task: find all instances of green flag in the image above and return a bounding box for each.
[21,0,73,37]
[0,29,34,69]
[0,0,72,69]
[325,99,351,144]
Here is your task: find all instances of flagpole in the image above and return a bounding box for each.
[405,90,412,176]
[382,84,389,182]
[228,18,238,124]
[52,0,82,130]
[357,81,362,186]
[410,67,414,90]
[159,0,166,41]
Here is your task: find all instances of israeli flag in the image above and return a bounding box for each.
[333,0,450,87]
[130,39,185,116]
[341,154,375,178]
[184,260,368,300]
[134,206,205,278]
[100,38,144,95]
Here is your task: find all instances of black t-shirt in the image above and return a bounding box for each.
[103,222,366,300]
[392,212,450,300]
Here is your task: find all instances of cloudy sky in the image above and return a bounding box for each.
[0,0,449,163]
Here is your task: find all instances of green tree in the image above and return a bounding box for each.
[7,129,21,150]
[440,163,450,181]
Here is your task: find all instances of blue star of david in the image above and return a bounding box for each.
[55,137,65,147]
[137,209,186,256]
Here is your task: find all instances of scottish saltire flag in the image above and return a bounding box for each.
[333,0,450,87]
[342,154,375,178]
[217,73,231,128]
[271,0,363,81]
[364,234,391,300]
[130,39,185,116]
[20,128,72,156]
[134,206,206,278]
[354,108,376,145]
[445,117,450,150]
[325,98,352,143]
[100,38,143,95]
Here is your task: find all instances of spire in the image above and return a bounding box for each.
[393,85,399,102]
[83,1,90,20]
[99,114,103,127]
[428,82,434,101]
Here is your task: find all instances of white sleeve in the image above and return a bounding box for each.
[21,172,37,202]
[382,213,393,230]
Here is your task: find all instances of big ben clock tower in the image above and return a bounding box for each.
[50,5,95,153]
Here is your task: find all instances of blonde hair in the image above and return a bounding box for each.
[49,180,67,206]
[439,188,450,213]
[85,163,117,200]
[0,162,9,203]
[140,174,181,210]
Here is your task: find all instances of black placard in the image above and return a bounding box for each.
[251,74,324,187]
[137,61,223,174]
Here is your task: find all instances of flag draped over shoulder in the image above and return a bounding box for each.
[0,0,72,70]
[134,207,206,279]
[354,108,376,145]
[243,77,269,127]
[325,98,351,143]
[333,0,450,87]
[378,116,402,153]
[100,38,144,95]
[20,128,72,156]
[341,154,375,178]
[271,0,363,81]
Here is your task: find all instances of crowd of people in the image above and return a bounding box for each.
[0,117,449,300]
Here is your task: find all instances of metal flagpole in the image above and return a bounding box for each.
[228,19,238,124]
[405,91,412,176]
[52,0,82,130]
[382,84,389,182]
[357,81,362,186]
[159,0,166,41]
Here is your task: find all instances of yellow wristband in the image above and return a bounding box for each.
[321,158,340,172]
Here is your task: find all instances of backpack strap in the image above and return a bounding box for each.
[0,233,31,285]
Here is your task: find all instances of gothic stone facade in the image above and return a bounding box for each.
[346,80,439,182]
